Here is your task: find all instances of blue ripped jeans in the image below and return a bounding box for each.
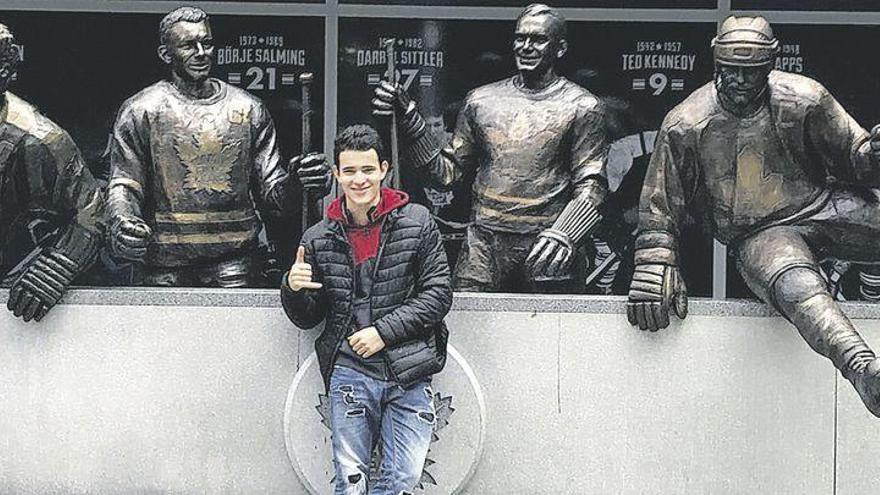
[329,365,435,495]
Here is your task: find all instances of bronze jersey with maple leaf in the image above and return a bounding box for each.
[638,70,874,256]
[422,76,609,234]
[109,79,287,266]
[0,92,103,274]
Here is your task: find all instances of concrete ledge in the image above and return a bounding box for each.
[6,287,880,319]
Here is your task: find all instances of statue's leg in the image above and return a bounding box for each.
[498,232,534,293]
[735,226,880,417]
[803,188,880,302]
[452,225,497,292]
[804,188,880,263]
[133,264,183,287]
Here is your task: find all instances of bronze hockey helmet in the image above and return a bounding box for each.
[712,16,779,66]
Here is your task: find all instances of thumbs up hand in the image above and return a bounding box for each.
[287,246,323,291]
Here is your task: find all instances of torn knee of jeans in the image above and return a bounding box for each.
[337,384,359,406]
[423,386,433,400]
[345,407,366,418]
[347,473,363,484]
[417,411,435,424]
[398,491,414,495]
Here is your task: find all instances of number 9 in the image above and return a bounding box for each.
[649,73,668,96]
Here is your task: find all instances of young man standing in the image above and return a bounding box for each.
[281,124,452,494]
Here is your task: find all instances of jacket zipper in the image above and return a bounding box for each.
[373,213,400,381]
[371,215,391,284]
[327,223,354,377]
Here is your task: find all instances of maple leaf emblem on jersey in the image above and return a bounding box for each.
[173,130,238,194]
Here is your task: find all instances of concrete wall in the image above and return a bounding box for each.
[0,288,878,494]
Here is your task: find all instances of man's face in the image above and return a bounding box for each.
[334,149,388,209]
[513,15,560,74]
[162,20,214,83]
[715,63,770,110]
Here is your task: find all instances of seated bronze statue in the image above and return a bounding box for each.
[628,16,880,417]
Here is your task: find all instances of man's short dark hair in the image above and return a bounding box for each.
[517,3,567,42]
[159,6,209,45]
[334,124,385,166]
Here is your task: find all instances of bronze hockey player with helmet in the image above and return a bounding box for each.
[372,3,610,293]
[0,24,104,322]
[627,15,880,417]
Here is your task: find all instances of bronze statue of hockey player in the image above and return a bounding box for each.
[627,16,880,417]
[107,7,330,287]
[0,24,104,322]
[372,3,610,293]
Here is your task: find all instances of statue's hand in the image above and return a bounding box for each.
[7,249,77,322]
[290,152,331,194]
[371,80,425,141]
[110,217,152,262]
[626,263,688,331]
[526,231,574,281]
[371,80,412,117]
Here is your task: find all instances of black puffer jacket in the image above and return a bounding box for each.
[281,192,452,390]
